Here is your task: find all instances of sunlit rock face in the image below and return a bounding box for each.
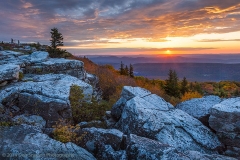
[112,86,223,154]
[209,97,240,158]
[0,124,96,160]
[176,95,222,127]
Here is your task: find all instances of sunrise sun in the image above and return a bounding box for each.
[166,50,171,55]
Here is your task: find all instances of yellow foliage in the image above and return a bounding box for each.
[53,119,84,143]
[181,91,203,102]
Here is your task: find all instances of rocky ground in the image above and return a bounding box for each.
[0,50,239,160]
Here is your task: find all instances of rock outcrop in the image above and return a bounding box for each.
[209,98,240,158]
[126,134,235,160]
[0,64,20,84]
[0,51,100,127]
[176,95,222,127]
[0,74,93,127]
[112,86,223,154]
[77,127,124,154]
[0,124,96,160]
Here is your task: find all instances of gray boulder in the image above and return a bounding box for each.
[0,124,96,160]
[77,127,124,154]
[126,134,236,160]
[13,114,46,129]
[0,74,93,127]
[209,97,240,158]
[96,145,127,160]
[111,86,152,120]
[24,58,86,80]
[113,86,222,154]
[0,64,20,83]
[176,95,221,126]
[30,51,49,63]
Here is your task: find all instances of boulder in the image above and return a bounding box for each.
[0,64,20,83]
[13,114,46,129]
[77,127,124,154]
[0,124,96,160]
[24,58,86,80]
[30,51,49,63]
[111,86,152,120]
[126,134,236,160]
[176,95,221,126]
[96,145,127,160]
[209,97,240,158]
[0,74,93,127]
[113,86,222,154]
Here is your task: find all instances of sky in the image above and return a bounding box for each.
[0,0,240,55]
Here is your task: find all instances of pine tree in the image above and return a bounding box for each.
[119,61,124,75]
[49,27,66,57]
[124,65,129,76]
[129,64,134,78]
[50,27,63,50]
[180,77,188,95]
[165,69,180,98]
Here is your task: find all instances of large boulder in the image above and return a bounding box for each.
[209,97,240,158]
[0,64,20,83]
[30,51,49,63]
[0,74,93,127]
[126,134,236,160]
[0,124,96,160]
[176,95,221,127]
[113,86,222,154]
[77,127,124,154]
[24,58,86,80]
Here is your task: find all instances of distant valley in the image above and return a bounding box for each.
[86,54,240,82]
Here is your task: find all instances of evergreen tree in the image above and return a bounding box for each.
[129,64,134,78]
[119,61,124,75]
[124,65,129,76]
[48,27,68,57]
[180,77,188,95]
[50,27,63,50]
[165,69,180,98]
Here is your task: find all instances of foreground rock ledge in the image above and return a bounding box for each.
[0,124,96,160]
[112,86,223,154]
[209,97,240,158]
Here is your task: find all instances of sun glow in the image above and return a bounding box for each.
[166,50,171,55]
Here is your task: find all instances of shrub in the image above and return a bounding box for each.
[53,119,84,143]
[69,85,110,123]
[181,91,203,102]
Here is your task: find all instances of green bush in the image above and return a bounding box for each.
[69,85,110,123]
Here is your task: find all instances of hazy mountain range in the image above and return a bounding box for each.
[82,54,240,82]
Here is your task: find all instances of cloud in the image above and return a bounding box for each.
[0,0,240,47]
[196,39,240,42]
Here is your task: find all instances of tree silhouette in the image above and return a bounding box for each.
[180,77,188,95]
[129,64,134,78]
[50,27,63,50]
[165,69,180,98]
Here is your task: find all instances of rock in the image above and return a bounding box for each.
[96,144,127,160]
[0,46,3,51]
[13,114,46,129]
[209,97,240,158]
[0,124,96,160]
[0,64,20,83]
[111,86,152,120]
[24,58,86,80]
[113,86,222,154]
[30,51,49,63]
[126,134,236,160]
[0,74,93,127]
[79,120,106,128]
[77,127,124,154]
[176,95,221,127]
